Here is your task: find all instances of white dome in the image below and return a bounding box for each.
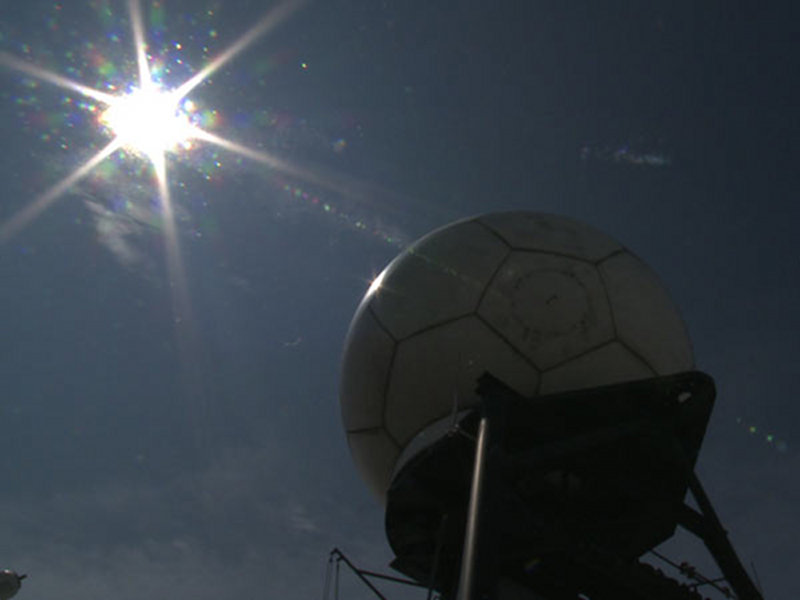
[340,212,693,502]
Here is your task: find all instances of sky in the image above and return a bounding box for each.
[0,1,798,599]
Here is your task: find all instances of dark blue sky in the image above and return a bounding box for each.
[1,1,798,599]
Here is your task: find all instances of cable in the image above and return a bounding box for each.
[322,554,333,600]
[334,556,341,600]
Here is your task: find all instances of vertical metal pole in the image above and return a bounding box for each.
[457,416,490,600]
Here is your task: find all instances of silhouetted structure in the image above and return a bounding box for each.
[385,371,763,600]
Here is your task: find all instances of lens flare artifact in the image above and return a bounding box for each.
[0,0,307,246]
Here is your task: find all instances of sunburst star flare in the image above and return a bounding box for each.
[0,0,308,241]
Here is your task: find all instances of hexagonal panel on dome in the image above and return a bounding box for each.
[370,219,509,340]
[539,340,655,395]
[340,305,396,432]
[384,315,540,448]
[347,428,400,502]
[478,212,622,262]
[599,252,694,374]
[479,251,615,370]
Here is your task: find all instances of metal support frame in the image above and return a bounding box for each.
[383,371,766,600]
[331,549,389,600]
[676,472,764,600]
[326,548,429,600]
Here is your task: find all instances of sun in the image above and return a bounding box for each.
[0,0,309,244]
[100,86,196,162]
[1,0,417,258]
[0,0,319,370]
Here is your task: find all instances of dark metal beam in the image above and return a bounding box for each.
[686,472,764,600]
[356,569,428,588]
